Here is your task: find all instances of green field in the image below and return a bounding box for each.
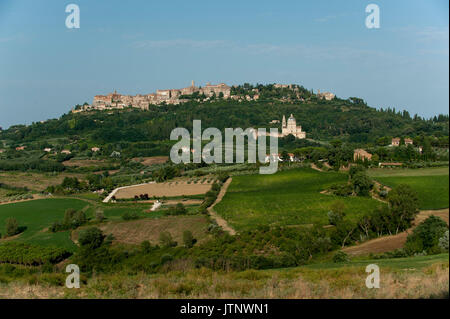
[0,197,191,250]
[215,168,383,231]
[373,169,449,210]
[0,198,88,250]
[368,167,449,177]
[305,253,449,271]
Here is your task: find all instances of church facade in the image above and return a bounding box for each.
[280,114,306,139]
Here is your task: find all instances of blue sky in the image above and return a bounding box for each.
[0,0,448,128]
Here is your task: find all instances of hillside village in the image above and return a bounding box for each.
[72,81,336,112]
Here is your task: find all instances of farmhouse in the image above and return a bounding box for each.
[15,146,26,151]
[392,137,414,146]
[391,138,400,146]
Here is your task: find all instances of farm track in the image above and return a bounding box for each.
[207,178,236,235]
[343,208,449,256]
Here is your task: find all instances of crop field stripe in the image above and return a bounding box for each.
[375,175,449,210]
[215,168,384,231]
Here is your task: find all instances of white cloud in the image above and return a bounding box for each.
[131,39,228,49]
[416,26,449,43]
[130,38,392,62]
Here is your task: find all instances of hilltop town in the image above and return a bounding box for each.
[72,82,335,112]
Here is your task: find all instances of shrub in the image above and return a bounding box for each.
[351,172,373,196]
[329,183,353,196]
[50,209,87,232]
[159,231,177,248]
[104,234,115,246]
[141,240,152,253]
[122,211,139,220]
[63,208,77,225]
[78,227,105,249]
[95,209,105,222]
[387,184,420,233]
[5,218,20,237]
[182,230,197,248]
[72,211,87,227]
[160,253,173,264]
[332,251,349,263]
[327,201,346,225]
[405,216,448,254]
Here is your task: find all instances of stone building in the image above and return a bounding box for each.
[391,138,400,146]
[87,81,231,112]
[317,89,335,100]
[280,114,306,139]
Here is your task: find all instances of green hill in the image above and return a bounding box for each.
[1,84,448,146]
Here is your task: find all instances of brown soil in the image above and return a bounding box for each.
[163,199,203,205]
[62,159,105,167]
[132,156,169,166]
[96,215,210,245]
[343,209,449,256]
[114,182,212,199]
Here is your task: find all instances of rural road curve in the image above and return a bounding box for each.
[207,178,237,235]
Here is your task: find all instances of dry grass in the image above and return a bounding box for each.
[62,159,105,167]
[114,182,212,199]
[1,262,447,299]
[96,215,210,245]
[0,172,85,191]
[132,156,169,166]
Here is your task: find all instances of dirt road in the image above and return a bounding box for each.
[207,178,237,235]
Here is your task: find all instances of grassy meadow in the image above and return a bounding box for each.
[0,253,447,299]
[0,195,202,250]
[371,167,449,210]
[0,198,88,250]
[215,168,383,231]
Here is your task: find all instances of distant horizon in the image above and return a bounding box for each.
[1,0,448,128]
[2,78,448,130]
[1,78,449,130]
